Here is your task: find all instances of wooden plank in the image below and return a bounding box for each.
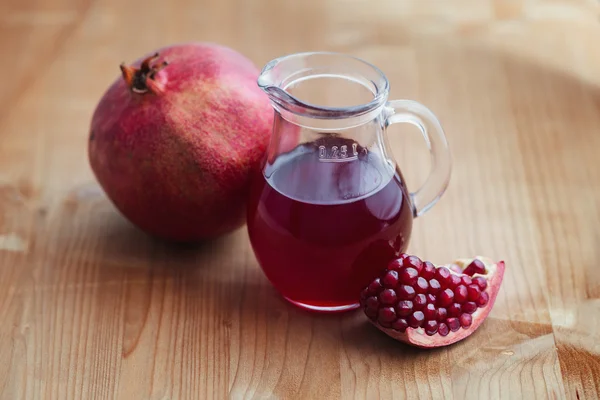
[0,0,599,398]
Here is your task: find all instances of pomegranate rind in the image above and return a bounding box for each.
[369,257,505,349]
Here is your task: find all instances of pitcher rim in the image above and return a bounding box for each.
[257,51,390,119]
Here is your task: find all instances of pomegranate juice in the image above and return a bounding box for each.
[247,141,413,311]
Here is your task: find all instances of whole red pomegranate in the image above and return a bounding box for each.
[88,43,273,242]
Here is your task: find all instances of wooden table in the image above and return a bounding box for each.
[2,0,599,398]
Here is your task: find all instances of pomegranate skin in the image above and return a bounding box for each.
[88,43,273,241]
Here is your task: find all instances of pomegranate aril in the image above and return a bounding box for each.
[460,313,473,328]
[415,277,429,293]
[378,307,396,324]
[437,308,448,321]
[360,288,369,300]
[366,296,379,311]
[392,318,408,332]
[426,294,436,304]
[408,311,425,328]
[414,294,427,310]
[398,285,416,300]
[447,317,460,332]
[387,259,403,271]
[395,300,413,317]
[450,274,462,288]
[438,323,449,337]
[365,308,377,320]
[461,276,473,286]
[438,288,454,307]
[463,302,477,314]
[403,255,423,273]
[379,289,397,305]
[454,285,468,303]
[473,276,488,290]
[421,261,436,280]
[463,259,486,276]
[368,278,382,294]
[467,285,481,301]
[424,320,438,336]
[382,270,399,288]
[428,279,441,294]
[423,303,436,320]
[476,291,489,307]
[435,267,451,285]
[449,264,463,274]
[448,303,462,317]
[399,267,418,285]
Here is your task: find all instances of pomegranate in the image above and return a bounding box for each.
[88,43,273,241]
[360,254,505,348]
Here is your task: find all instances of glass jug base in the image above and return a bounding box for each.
[284,297,360,313]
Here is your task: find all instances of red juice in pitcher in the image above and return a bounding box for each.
[247,139,414,311]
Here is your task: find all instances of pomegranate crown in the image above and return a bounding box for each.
[120,53,168,95]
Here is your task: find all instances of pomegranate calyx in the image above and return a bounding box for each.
[120,53,168,95]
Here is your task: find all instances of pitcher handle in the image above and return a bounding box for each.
[384,100,452,217]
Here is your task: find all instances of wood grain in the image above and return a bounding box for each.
[1,0,599,398]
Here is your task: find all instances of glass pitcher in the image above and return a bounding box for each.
[247,52,451,312]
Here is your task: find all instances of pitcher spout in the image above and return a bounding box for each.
[257,58,279,91]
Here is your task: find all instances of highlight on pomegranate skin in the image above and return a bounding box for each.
[360,254,505,348]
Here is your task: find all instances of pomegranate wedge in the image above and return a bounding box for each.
[360,255,505,348]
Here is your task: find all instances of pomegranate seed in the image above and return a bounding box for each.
[398,253,409,261]
[449,264,463,274]
[448,303,462,317]
[438,288,454,307]
[423,303,436,320]
[366,296,379,311]
[426,294,436,304]
[461,276,472,286]
[403,255,423,273]
[392,318,408,332]
[360,288,369,300]
[476,291,489,307]
[397,285,416,300]
[421,261,436,280]
[408,311,425,328]
[382,270,399,288]
[378,307,396,324]
[447,317,460,332]
[399,267,418,285]
[415,277,429,293]
[450,274,462,288]
[437,308,448,321]
[414,294,427,309]
[467,284,481,301]
[395,300,413,317]
[379,289,397,305]
[438,323,449,336]
[387,259,404,271]
[463,259,486,276]
[428,279,441,294]
[424,320,438,336]
[454,285,468,303]
[435,267,452,286]
[473,276,488,290]
[368,278,382,294]
[365,308,377,320]
[459,313,472,328]
[463,302,477,314]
